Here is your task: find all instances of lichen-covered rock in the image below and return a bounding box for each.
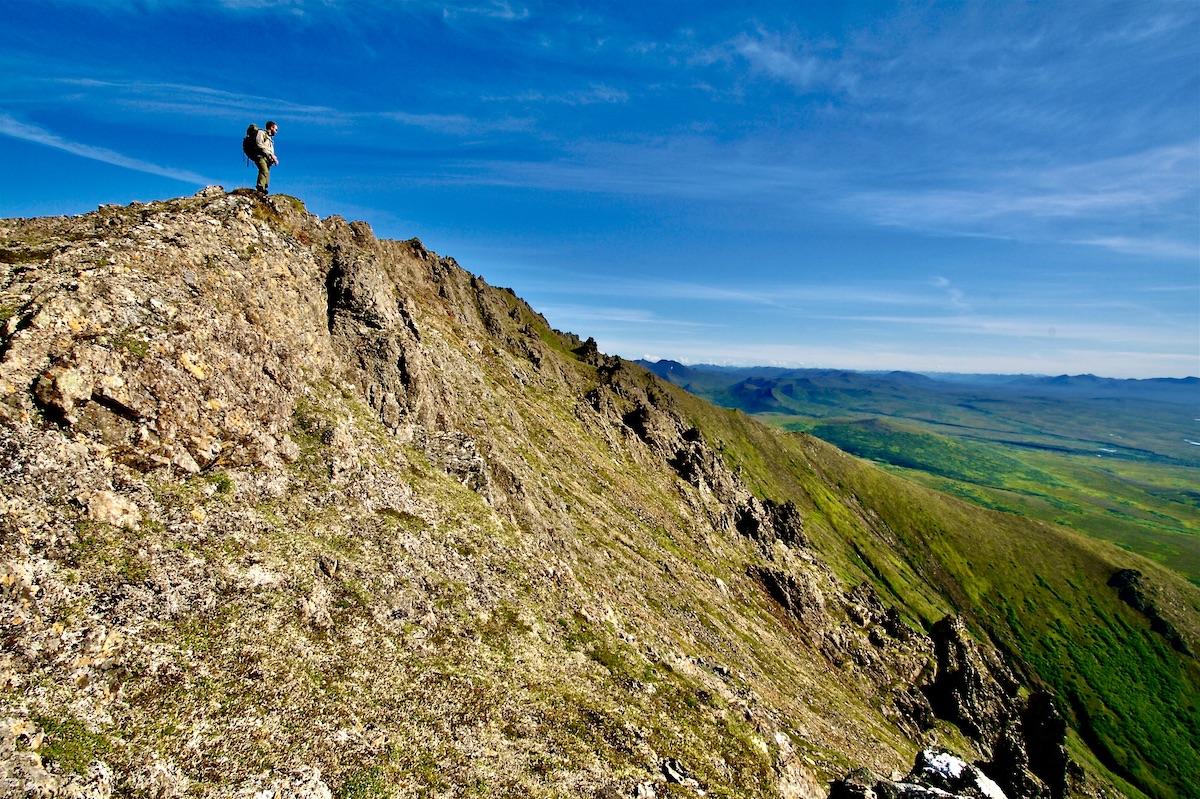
[232,767,333,799]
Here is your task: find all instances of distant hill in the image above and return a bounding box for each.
[638,359,1200,584]
[637,362,1199,407]
[635,362,1200,464]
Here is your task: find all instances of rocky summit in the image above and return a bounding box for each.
[0,189,1196,798]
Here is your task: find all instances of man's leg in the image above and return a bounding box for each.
[255,157,271,194]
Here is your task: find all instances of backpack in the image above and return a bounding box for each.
[242,124,260,159]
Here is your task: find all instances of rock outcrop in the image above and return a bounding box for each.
[1107,568,1192,656]
[830,749,1007,799]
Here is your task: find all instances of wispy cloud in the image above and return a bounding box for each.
[487,84,629,106]
[56,79,343,123]
[46,78,535,139]
[382,110,534,135]
[1073,236,1198,261]
[0,113,215,184]
[521,272,942,310]
[830,313,1188,347]
[218,0,305,10]
[723,27,856,95]
[439,0,529,22]
[933,276,969,312]
[537,303,720,330]
[37,0,526,16]
[847,144,1199,255]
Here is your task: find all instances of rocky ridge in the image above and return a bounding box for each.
[0,189,1187,797]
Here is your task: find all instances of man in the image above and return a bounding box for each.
[253,121,279,195]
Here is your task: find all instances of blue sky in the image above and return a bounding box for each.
[2,1,1197,378]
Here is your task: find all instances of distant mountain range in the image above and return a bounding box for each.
[638,358,1200,585]
[636,361,1199,406]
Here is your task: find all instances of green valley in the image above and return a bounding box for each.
[640,362,1200,584]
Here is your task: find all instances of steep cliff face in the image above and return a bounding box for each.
[0,190,1193,798]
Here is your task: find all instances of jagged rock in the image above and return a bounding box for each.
[923,616,1019,750]
[987,717,1049,799]
[749,565,828,632]
[735,496,807,550]
[893,684,937,732]
[661,757,700,788]
[670,434,740,500]
[1107,568,1191,655]
[828,767,880,799]
[832,749,1008,799]
[917,621,1069,799]
[909,749,1008,798]
[1021,691,1068,799]
[33,365,93,424]
[768,498,808,547]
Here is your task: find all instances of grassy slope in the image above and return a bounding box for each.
[661,366,1200,584]
[661,385,1200,799]
[765,416,1200,584]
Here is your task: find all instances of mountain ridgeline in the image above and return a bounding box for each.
[0,190,1197,799]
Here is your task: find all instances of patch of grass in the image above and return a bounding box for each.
[338,766,393,799]
[32,715,112,776]
[203,470,235,496]
[112,329,150,358]
[558,612,652,682]
[378,507,426,531]
[280,195,308,215]
[808,418,1056,489]
[292,398,335,448]
[0,246,54,264]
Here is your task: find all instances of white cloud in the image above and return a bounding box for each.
[847,144,1199,253]
[537,303,719,330]
[0,113,215,184]
[701,26,857,96]
[492,84,629,106]
[56,79,344,122]
[383,110,534,134]
[440,0,529,22]
[1073,236,1198,261]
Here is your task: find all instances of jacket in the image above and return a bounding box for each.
[254,128,276,161]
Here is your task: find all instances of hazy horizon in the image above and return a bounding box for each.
[635,357,1198,382]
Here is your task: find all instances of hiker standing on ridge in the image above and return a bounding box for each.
[245,121,279,195]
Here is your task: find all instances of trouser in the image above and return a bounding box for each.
[254,156,272,192]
